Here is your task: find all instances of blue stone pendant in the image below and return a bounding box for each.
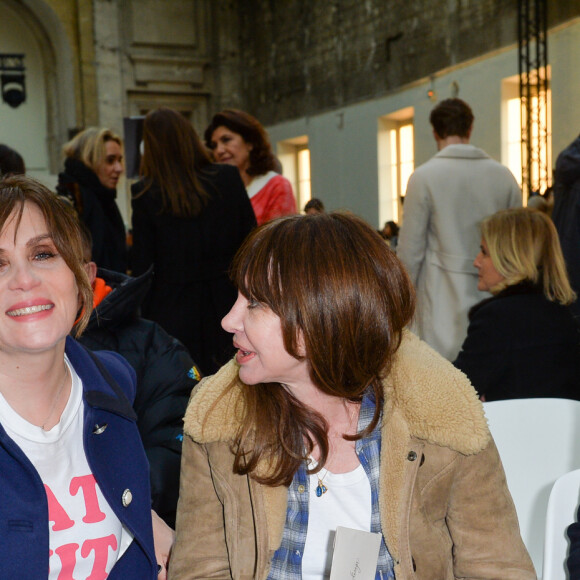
[316,480,328,497]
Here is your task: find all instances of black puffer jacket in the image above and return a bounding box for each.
[78,267,200,528]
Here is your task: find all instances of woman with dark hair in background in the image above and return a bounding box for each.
[304,198,325,214]
[57,127,127,273]
[170,212,534,580]
[205,109,297,225]
[454,207,580,401]
[380,220,400,250]
[0,144,25,177]
[131,107,256,375]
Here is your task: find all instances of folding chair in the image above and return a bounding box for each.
[484,398,580,576]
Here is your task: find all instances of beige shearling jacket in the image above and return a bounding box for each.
[169,332,536,580]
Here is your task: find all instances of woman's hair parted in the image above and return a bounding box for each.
[0,175,93,336]
[204,109,278,176]
[217,211,415,486]
[482,207,576,304]
[137,107,214,217]
[63,127,123,175]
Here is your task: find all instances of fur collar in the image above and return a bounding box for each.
[183,331,489,455]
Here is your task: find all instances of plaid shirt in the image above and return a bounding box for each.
[267,391,395,580]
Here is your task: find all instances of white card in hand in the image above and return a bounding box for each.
[329,526,382,580]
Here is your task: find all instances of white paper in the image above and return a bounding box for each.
[329,526,382,580]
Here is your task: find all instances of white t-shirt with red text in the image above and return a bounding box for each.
[0,356,133,580]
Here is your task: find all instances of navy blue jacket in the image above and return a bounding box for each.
[0,337,157,578]
[454,282,580,401]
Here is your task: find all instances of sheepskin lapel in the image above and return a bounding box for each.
[379,400,411,563]
[386,331,489,454]
[183,359,244,443]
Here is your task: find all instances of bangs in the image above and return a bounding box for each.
[233,238,283,315]
[231,215,319,322]
[0,189,25,239]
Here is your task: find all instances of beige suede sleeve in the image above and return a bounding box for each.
[447,439,537,579]
[168,437,232,580]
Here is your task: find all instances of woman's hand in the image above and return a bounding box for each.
[152,509,175,579]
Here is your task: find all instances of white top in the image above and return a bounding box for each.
[246,170,279,198]
[302,461,372,580]
[0,356,133,579]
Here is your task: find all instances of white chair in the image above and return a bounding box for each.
[483,398,580,577]
[542,469,580,580]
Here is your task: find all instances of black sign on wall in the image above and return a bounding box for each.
[0,54,26,109]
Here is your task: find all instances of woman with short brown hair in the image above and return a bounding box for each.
[170,212,534,580]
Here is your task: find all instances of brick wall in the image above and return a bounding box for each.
[212,0,579,125]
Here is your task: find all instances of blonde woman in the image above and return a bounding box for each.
[57,127,127,272]
[454,207,579,401]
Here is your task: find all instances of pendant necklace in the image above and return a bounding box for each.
[315,401,359,498]
[316,469,329,497]
[41,365,69,431]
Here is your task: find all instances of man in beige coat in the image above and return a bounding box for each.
[398,98,521,360]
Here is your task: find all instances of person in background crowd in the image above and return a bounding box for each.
[204,109,297,225]
[454,208,579,401]
[526,188,553,215]
[304,198,325,214]
[131,107,256,375]
[57,127,128,273]
[170,212,534,580]
[0,175,166,578]
[77,225,200,528]
[380,220,399,250]
[0,144,25,177]
[397,98,521,361]
[552,134,580,319]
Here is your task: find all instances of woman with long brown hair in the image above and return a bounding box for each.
[131,107,256,375]
[205,109,297,225]
[169,212,534,580]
